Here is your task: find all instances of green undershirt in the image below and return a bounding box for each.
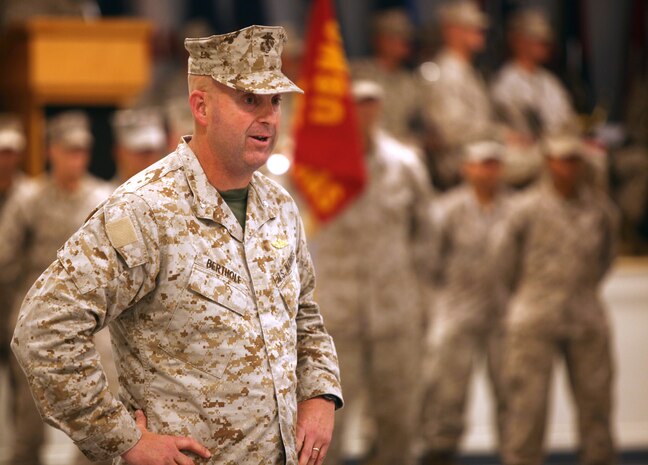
[219,186,249,229]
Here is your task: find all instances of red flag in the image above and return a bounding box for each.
[291,0,366,223]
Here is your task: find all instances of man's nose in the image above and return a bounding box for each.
[257,99,280,126]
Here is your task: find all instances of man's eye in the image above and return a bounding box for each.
[272,95,283,106]
[244,95,256,105]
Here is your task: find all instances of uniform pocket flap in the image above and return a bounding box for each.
[188,265,249,316]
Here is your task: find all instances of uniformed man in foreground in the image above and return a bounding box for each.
[421,141,511,465]
[494,135,618,465]
[0,110,112,465]
[12,25,342,465]
[313,80,434,465]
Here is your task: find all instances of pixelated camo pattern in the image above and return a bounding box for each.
[185,25,302,94]
[11,138,341,464]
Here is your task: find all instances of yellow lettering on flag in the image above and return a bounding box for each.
[293,165,346,215]
[307,20,348,126]
[292,0,366,223]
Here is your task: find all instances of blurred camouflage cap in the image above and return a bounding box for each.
[185,25,303,95]
[0,113,26,152]
[438,0,489,29]
[280,23,304,58]
[373,8,415,39]
[112,107,166,152]
[352,80,385,101]
[509,9,553,42]
[48,111,93,149]
[165,97,194,136]
[543,135,586,159]
[463,140,503,163]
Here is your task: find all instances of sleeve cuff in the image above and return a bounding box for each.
[318,394,343,409]
[74,410,142,461]
[297,370,344,410]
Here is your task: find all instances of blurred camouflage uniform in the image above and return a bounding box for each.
[313,130,434,465]
[0,174,110,465]
[109,106,167,188]
[0,114,25,361]
[491,9,580,138]
[493,180,618,465]
[0,110,110,465]
[489,9,580,188]
[491,63,579,137]
[421,183,511,461]
[424,49,496,146]
[12,26,342,465]
[423,47,501,187]
[351,60,423,146]
[351,9,425,146]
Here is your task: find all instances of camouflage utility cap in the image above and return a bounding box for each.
[438,0,490,29]
[185,25,303,95]
[464,140,503,163]
[0,113,25,152]
[112,107,166,152]
[510,9,554,42]
[543,135,587,160]
[48,111,93,149]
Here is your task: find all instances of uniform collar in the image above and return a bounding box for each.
[178,137,279,241]
[540,177,590,206]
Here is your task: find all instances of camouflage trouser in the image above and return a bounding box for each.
[9,353,45,465]
[326,333,423,465]
[421,320,506,455]
[501,326,616,465]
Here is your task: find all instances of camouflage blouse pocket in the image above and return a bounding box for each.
[160,264,252,379]
[277,267,299,320]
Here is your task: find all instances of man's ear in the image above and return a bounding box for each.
[189,90,208,127]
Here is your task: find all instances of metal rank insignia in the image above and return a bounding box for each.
[271,238,289,249]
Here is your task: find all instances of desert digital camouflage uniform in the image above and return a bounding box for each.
[423,50,500,186]
[491,63,580,138]
[421,184,511,458]
[493,181,618,465]
[0,173,111,465]
[312,130,434,465]
[11,138,342,464]
[351,59,424,146]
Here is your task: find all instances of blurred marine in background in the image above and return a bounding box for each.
[494,135,618,465]
[0,114,25,369]
[313,80,435,465]
[421,141,511,465]
[351,9,424,147]
[0,110,111,465]
[110,106,167,187]
[422,0,502,189]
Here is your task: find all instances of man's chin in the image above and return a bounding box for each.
[244,151,272,174]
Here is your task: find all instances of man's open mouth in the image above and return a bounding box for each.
[251,136,270,142]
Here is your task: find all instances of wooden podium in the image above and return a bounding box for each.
[0,18,152,174]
